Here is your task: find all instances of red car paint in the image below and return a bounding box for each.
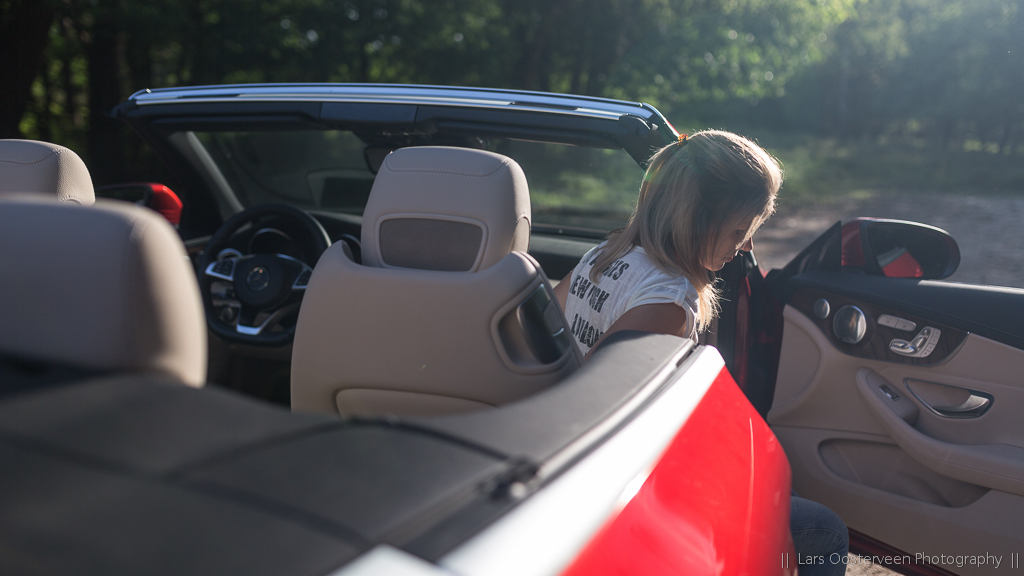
[93,181,183,226]
[879,248,924,278]
[841,219,869,268]
[145,183,184,226]
[561,368,796,576]
[843,217,926,278]
[733,276,752,390]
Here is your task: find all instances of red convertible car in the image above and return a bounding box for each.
[2,84,1022,576]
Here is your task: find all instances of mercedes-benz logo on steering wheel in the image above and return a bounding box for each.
[246,266,271,291]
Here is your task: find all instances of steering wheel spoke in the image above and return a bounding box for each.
[277,255,314,290]
[205,258,236,281]
[234,304,264,335]
[204,254,254,282]
[235,303,302,336]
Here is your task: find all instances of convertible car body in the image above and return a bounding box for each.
[2,84,1024,576]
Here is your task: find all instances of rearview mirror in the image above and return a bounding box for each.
[95,183,183,228]
[364,147,393,174]
[841,218,960,279]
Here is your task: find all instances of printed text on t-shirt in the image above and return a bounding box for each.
[569,274,612,313]
[570,313,603,348]
[586,255,630,281]
[602,260,629,280]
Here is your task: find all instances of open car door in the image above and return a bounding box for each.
[766,220,1024,576]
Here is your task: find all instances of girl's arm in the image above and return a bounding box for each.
[585,302,690,359]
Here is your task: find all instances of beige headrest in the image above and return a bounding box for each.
[0,140,95,205]
[361,146,531,271]
[0,197,206,386]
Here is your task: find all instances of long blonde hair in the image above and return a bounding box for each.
[589,129,782,332]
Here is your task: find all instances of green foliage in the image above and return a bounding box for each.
[20,0,849,116]
[488,139,643,230]
[763,132,1024,201]
[17,15,89,148]
[10,0,1024,191]
[604,0,854,112]
[757,0,1024,152]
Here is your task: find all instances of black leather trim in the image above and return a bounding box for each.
[792,271,1024,351]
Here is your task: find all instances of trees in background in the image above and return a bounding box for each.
[2,0,1022,183]
[0,0,57,141]
[774,0,1024,152]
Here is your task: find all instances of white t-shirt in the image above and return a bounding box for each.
[563,242,699,354]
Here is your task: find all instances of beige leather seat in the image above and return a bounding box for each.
[0,197,206,386]
[291,146,581,417]
[0,140,95,204]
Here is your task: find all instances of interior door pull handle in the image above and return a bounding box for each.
[912,390,993,419]
[932,394,991,417]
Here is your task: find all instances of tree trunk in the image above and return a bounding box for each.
[85,6,124,184]
[512,0,572,91]
[62,17,82,132]
[998,119,1014,154]
[837,42,849,139]
[0,1,56,138]
[581,0,634,98]
[568,1,589,95]
[39,65,53,142]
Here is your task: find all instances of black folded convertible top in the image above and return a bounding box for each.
[0,333,691,575]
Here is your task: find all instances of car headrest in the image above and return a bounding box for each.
[0,140,95,205]
[0,197,206,386]
[360,146,531,272]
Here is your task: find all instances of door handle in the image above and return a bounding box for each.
[928,393,992,418]
[904,380,993,419]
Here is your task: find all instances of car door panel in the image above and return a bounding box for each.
[769,272,1024,575]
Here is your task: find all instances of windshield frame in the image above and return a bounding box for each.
[115,85,677,237]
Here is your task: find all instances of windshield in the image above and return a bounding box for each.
[195,129,643,232]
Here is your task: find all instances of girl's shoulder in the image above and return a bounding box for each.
[621,246,679,279]
[582,242,650,275]
[583,242,688,291]
[626,247,699,302]
[588,241,650,265]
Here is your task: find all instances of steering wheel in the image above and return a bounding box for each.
[198,204,331,346]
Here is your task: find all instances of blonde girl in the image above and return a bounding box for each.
[554,129,782,355]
